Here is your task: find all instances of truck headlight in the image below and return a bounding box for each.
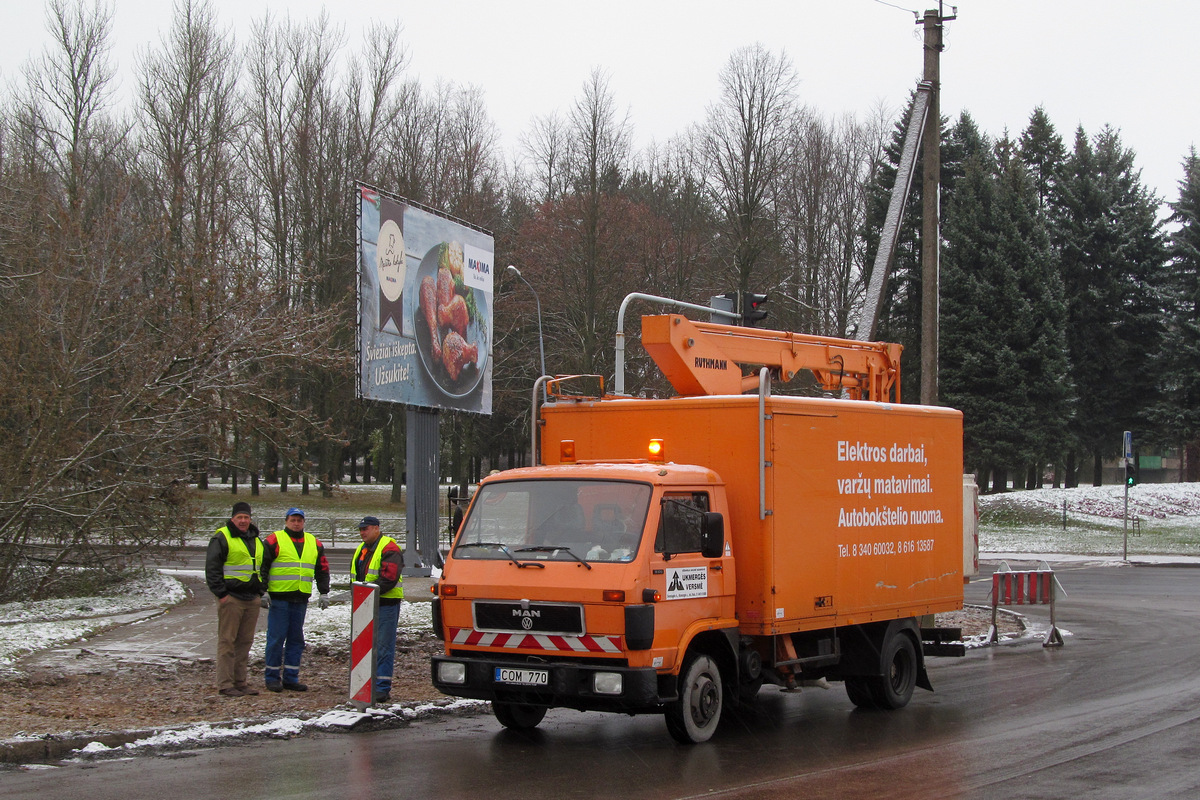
[438,661,467,684]
[592,672,623,695]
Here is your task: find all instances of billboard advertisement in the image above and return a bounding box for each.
[357,186,494,413]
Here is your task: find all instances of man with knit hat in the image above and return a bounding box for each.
[260,507,330,692]
[205,501,266,696]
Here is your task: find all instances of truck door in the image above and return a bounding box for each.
[650,491,732,649]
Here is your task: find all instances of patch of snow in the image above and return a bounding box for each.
[252,599,432,653]
[0,573,186,668]
[71,699,486,757]
[979,483,1200,558]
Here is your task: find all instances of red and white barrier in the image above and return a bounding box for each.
[350,582,379,708]
[989,561,1065,647]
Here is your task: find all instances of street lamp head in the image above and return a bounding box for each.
[505,264,547,381]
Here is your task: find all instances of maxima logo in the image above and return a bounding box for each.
[463,243,494,292]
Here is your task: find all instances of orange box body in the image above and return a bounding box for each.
[539,393,965,635]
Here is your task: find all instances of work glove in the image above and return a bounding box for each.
[260,595,271,609]
[318,594,329,611]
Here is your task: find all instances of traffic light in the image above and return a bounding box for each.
[742,292,769,327]
[1126,459,1138,486]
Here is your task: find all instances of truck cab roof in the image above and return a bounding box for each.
[483,461,721,487]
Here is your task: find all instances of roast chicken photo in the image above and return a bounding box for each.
[417,241,483,388]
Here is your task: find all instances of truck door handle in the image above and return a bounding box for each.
[710,565,722,571]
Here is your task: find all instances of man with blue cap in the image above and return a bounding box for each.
[261,507,330,692]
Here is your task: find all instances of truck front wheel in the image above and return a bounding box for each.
[665,654,723,744]
[492,701,547,731]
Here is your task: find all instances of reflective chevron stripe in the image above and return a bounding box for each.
[450,627,621,654]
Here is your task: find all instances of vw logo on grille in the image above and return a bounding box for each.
[521,616,533,630]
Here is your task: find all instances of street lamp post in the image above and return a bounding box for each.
[505,265,546,379]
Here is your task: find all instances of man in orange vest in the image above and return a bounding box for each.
[261,508,331,692]
[352,516,404,704]
[205,501,266,697]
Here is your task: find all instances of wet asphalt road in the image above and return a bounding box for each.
[11,562,1200,799]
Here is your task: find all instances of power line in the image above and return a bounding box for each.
[871,0,920,20]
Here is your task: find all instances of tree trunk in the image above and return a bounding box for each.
[1092,449,1103,486]
[1066,451,1078,489]
[264,444,278,482]
[1186,438,1200,482]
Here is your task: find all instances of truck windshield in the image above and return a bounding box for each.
[453,479,652,564]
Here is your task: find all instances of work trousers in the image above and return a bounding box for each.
[374,602,401,696]
[265,598,308,685]
[216,595,260,691]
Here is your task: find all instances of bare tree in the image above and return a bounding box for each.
[774,109,888,337]
[137,0,241,301]
[22,0,127,223]
[344,20,407,183]
[521,111,570,205]
[557,68,632,374]
[702,44,797,292]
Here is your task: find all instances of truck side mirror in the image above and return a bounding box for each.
[700,512,724,559]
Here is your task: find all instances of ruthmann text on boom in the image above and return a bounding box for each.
[838,507,945,527]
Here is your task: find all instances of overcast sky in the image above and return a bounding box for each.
[2,0,1196,205]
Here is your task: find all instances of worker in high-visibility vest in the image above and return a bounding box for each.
[204,501,266,697]
[261,508,331,692]
[352,515,404,704]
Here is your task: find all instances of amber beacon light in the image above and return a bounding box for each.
[648,438,665,461]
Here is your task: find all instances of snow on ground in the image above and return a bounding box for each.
[253,594,432,654]
[978,482,1200,557]
[0,572,186,670]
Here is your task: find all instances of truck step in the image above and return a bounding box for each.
[921,627,966,657]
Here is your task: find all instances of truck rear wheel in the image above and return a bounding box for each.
[492,701,547,730]
[872,632,917,709]
[665,654,723,744]
[844,676,877,709]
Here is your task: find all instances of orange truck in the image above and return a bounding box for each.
[431,313,972,742]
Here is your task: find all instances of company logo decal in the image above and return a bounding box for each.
[665,566,708,599]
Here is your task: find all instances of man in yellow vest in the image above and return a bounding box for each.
[261,508,330,692]
[352,515,404,703]
[205,501,266,697]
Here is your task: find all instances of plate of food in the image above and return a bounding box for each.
[412,241,490,398]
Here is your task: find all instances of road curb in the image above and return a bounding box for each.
[1,727,163,764]
[0,700,490,766]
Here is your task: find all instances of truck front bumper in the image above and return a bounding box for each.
[432,654,663,712]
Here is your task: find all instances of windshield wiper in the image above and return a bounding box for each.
[456,541,544,568]
[515,545,593,570]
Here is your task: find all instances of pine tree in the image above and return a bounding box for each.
[1018,106,1066,212]
[1051,126,1168,484]
[1152,149,1200,480]
[1018,109,1075,486]
[941,115,1060,490]
[998,138,1074,488]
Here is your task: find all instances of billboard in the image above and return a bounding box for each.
[357,186,494,413]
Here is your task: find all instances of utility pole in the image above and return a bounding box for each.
[919,4,954,406]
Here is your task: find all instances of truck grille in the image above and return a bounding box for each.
[473,601,584,635]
